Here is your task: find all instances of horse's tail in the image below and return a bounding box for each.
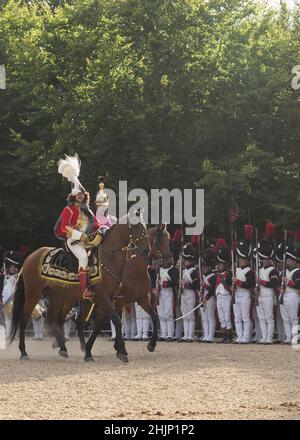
[9,271,25,344]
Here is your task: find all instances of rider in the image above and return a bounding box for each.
[55,155,100,300]
[95,176,117,228]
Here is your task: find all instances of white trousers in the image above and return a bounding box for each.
[32,318,44,339]
[253,306,262,341]
[276,303,286,342]
[280,292,300,342]
[200,296,216,341]
[67,238,88,270]
[4,312,11,338]
[217,294,232,329]
[135,302,150,339]
[233,293,251,342]
[180,289,196,340]
[123,306,137,339]
[157,289,175,338]
[175,305,183,339]
[257,296,274,343]
[64,320,72,339]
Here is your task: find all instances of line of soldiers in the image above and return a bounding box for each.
[146,223,300,344]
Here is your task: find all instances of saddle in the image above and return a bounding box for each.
[39,244,102,288]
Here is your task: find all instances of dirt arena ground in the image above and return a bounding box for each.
[0,337,299,420]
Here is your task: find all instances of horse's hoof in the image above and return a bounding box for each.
[59,349,68,358]
[116,352,129,363]
[52,341,59,349]
[147,342,156,352]
[20,354,29,360]
[84,355,95,362]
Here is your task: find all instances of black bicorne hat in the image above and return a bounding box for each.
[202,248,215,267]
[183,243,196,259]
[285,245,300,262]
[257,239,274,259]
[236,240,252,259]
[216,246,230,264]
[4,251,22,269]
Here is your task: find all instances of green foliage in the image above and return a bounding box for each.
[0,0,299,247]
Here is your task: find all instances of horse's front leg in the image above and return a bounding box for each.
[110,303,128,363]
[137,294,159,352]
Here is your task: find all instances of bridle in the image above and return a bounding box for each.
[100,221,152,285]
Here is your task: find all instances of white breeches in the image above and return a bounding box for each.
[157,289,175,339]
[135,302,151,338]
[233,292,251,342]
[280,292,300,342]
[276,303,286,342]
[217,294,232,329]
[123,307,137,339]
[200,296,216,341]
[32,318,44,338]
[180,289,196,340]
[67,238,88,270]
[257,295,274,342]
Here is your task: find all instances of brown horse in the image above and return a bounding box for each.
[51,225,171,356]
[10,220,171,362]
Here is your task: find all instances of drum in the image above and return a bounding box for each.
[31,303,47,321]
[3,301,13,319]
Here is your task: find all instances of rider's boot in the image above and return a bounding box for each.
[79,268,94,300]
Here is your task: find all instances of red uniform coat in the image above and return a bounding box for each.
[55,204,100,239]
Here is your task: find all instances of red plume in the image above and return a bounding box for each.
[244,224,253,241]
[265,222,276,239]
[173,229,182,242]
[213,238,227,254]
[191,235,199,246]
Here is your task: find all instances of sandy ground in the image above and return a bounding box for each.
[0,337,299,420]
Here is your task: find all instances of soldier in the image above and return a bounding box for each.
[215,242,233,343]
[179,243,199,342]
[157,258,179,341]
[0,251,21,337]
[199,248,217,343]
[280,244,300,344]
[233,240,255,344]
[274,242,286,343]
[95,176,117,227]
[256,238,280,344]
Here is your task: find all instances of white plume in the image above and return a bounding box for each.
[58,154,84,194]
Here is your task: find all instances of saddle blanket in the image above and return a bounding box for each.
[39,246,102,288]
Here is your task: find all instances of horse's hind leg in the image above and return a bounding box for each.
[137,294,159,352]
[46,294,68,357]
[114,300,129,362]
[84,308,105,362]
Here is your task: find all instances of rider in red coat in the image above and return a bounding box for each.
[55,189,100,299]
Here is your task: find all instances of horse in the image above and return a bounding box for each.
[10,219,171,363]
[50,225,171,357]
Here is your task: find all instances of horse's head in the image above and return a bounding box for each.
[148,224,173,266]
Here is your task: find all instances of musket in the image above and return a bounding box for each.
[255,227,260,307]
[198,232,205,308]
[279,229,288,305]
[230,222,236,305]
[177,230,184,306]
[155,259,161,306]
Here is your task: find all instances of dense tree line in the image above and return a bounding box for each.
[0,0,300,248]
